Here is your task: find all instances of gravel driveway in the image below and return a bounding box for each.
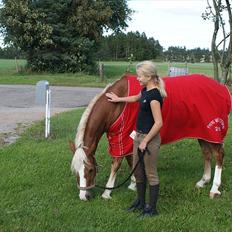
[0,84,103,145]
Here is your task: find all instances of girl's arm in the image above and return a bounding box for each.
[139,100,163,151]
[106,92,140,103]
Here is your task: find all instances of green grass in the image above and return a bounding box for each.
[0,59,26,72]
[0,109,231,232]
[0,59,215,87]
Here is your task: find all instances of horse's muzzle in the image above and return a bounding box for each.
[76,182,95,191]
[79,189,92,201]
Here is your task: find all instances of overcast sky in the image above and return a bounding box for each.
[125,0,213,50]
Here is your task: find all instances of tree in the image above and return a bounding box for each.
[164,46,187,62]
[0,45,24,59]
[0,0,132,72]
[202,0,232,84]
[96,31,163,61]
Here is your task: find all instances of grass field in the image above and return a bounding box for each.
[0,59,231,231]
[0,109,231,232]
[0,59,214,87]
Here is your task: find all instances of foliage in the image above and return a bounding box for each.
[97,31,163,61]
[164,47,211,63]
[96,30,212,63]
[202,0,232,84]
[0,43,213,65]
[0,0,132,73]
[0,0,53,49]
[0,109,231,231]
[0,45,25,59]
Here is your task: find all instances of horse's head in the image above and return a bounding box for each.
[69,141,97,201]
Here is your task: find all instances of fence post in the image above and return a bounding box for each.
[99,63,104,82]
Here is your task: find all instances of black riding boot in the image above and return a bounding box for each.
[140,184,159,218]
[127,182,146,212]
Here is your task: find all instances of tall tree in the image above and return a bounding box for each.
[97,31,163,61]
[0,0,132,72]
[164,46,187,62]
[202,0,232,84]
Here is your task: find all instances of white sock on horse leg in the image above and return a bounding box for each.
[128,175,136,191]
[210,165,222,198]
[196,160,211,188]
[101,172,116,199]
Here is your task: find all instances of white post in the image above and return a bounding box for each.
[45,88,51,138]
[35,80,51,139]
[48,89,51,136]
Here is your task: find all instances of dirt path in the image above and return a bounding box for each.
[0,84,103,146]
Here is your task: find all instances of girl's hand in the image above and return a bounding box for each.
[106,92,120,102]
[139,140,147,152]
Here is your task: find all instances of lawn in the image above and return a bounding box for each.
[0,59,231,231]
[0,59,214,87]
[0,108,231,232]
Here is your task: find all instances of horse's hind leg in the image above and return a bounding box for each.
[196,139,212,188]
[102,157,123,199]
[125,155,136,191]
[209,143,224,199]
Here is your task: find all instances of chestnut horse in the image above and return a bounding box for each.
[70,74,231,201]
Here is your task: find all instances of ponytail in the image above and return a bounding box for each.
[157,76,167,98]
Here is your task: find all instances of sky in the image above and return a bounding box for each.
[124,0,213,50]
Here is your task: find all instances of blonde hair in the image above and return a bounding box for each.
[136,60,167,98]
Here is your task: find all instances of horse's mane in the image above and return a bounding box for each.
[75,83,113,148]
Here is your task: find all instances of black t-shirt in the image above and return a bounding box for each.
[136,88,163,134]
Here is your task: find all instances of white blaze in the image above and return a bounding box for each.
[71,148,88,200]
[79,163,88,201]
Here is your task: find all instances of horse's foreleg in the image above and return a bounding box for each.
[196,140,212,188]
[125,155,136,191]
[102,157,123,199]
[209,144,224,199]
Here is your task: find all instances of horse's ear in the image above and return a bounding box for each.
[68,140,76,155]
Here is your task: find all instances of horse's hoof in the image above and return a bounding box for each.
[209,191,221,199]
[128,183,136,191]
[196,178,210,189]
[196,181,205,189]
[101,192,112,200]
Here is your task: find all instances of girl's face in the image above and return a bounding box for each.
[136,70,150,87]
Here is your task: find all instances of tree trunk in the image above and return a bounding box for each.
[224,0,232,84]
[211,0,220,82]
[15,57,19,73]
[206,0,232,84]
[99,63,104,82]
[220,64,229,83]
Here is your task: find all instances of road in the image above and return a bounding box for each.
[0,84,103,145]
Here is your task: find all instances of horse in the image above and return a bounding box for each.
[70,74,232,201]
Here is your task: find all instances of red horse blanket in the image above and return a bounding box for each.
[107,74,232,157]
[161,74,231,144]
[107,75,141,157]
